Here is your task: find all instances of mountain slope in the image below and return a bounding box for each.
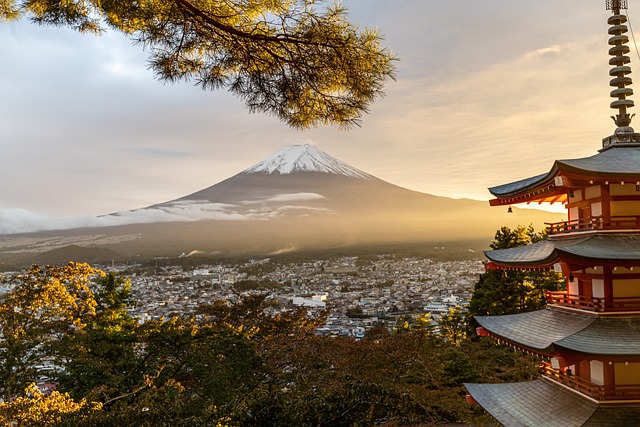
[0,144,566,262]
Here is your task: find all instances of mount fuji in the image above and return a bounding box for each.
[242,144,374,177]
[0,144,562,263]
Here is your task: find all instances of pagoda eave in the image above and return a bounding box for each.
[489,188,567,207]
[474,308,594,355]
[485,235,640,270]
[489,146,640,205]
[465,379,640,427]
[475,308,640,357]
[476,326,556,357]
[484,260,555,271]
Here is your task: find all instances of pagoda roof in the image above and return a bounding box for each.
[475,308,640,356]
[465,379,640,427]
[555,316,640,355]
[489,145,640,199]
[484,234,640,268]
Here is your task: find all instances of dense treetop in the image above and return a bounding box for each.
[0,262,536,426]
[1,0,396,129]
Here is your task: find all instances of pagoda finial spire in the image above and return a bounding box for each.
[606,0,635,131]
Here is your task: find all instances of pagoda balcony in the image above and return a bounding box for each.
[540,362,640,401]
[546,215,640,235]
[545,291,640,312]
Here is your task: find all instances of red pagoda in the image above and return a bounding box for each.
[465,1,640,425]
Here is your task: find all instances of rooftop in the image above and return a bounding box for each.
[484,234,640,268]
[488,145,640,204]
[475,307,640,356]
[465,379,640,427]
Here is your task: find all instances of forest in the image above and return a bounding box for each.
[0,226,563,426]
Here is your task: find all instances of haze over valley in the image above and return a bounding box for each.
[0,144,564,267]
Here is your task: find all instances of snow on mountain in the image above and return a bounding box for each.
[242,144,373,179]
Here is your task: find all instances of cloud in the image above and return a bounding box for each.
[523,44,566,61]
[0,209,107,234]
[0,195,334,235]
[263,193,325,202]
[0,0,610,219]
[268,246,298,255]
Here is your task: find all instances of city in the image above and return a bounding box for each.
[101,256,484,337]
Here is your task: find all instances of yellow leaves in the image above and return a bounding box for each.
[213,415,235,427]
[220,321,259,338]
[414,313,433,330]
[0,383,102,426]
[246,325,260,337]
[1,263,102,328]
[9,327,26,339]
[164,378,185,393]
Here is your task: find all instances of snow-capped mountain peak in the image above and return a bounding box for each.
[242,144,373,179]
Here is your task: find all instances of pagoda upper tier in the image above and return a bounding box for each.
[488,143,640,207]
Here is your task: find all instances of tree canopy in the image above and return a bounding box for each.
[468,225,564,318]
[1,0,396,129]
[0,262,539,426]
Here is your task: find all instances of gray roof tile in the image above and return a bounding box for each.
[485,235,640,267]
[475,309,595,353]
[556,317,640,355]
[476,308,640,356]
[559,145,640,175]
[466,380,640,426]
[489,146,640,198]
[465,380,597,427]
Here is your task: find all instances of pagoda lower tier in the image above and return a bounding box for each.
[466,307,640,426]
[467,233,640,424]
[465,380,640,427]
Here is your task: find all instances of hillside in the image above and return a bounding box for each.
[0,145,565,264]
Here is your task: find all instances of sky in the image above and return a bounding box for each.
[0,0,629,230]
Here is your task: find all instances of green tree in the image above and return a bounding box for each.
[468,225,564,318]
[56,273,140,401]
[0,263,101,402]
[438,306,467,346]
[95,294,326,425]
[441,347,478,386]
[3,0,396,129]
[489,224,546,250]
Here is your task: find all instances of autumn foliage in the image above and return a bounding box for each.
[0,263,538,426]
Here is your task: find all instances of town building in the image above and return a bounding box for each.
[465,1,640,425]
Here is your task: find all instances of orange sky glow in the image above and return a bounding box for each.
[0,1,625,224]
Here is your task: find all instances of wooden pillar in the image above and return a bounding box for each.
[604,361,616,399]
[602,184,611,225]
[578,359,591,382]
[604,266,614,309]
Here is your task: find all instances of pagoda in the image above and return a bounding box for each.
[464,1,640,425]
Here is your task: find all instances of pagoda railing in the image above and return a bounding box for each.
[540,362,601,399]
[546,215,640,235]
[541,362,640,401]
[546,291,640,312]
